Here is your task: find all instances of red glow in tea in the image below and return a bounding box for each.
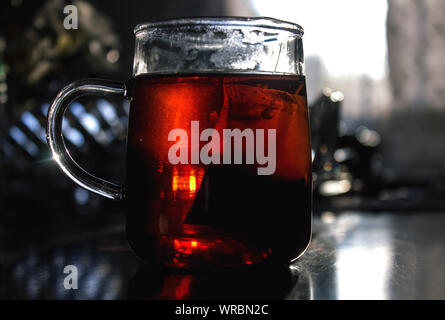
[125,74,312,268]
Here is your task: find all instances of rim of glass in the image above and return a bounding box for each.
[134,16,304,37]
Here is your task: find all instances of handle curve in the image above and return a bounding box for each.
[46,79,126,201]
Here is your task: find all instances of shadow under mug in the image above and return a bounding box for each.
[47,17,312,269]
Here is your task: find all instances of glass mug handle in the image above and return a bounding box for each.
[46,79,126,201]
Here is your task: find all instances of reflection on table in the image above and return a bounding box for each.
[2,211,445,299]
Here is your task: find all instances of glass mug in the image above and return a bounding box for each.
[47,17,312,268]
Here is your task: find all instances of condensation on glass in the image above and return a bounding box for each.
[133,17,304,76]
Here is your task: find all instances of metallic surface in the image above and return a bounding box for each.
[2,211,445,299]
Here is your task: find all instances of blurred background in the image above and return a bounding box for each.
[1,0,445,300]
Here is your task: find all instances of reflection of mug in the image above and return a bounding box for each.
[47,17,312,268]
[127,263,312,300]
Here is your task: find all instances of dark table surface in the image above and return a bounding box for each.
[2,210,445,300]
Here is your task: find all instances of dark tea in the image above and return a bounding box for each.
[125,74,312,268]
[46,18,310,269]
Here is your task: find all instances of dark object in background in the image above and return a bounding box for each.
[0,0,121,117]
[309,88,384,199]
[0,0,128,260]
[310,88,342,187]
[309,88,445,212]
